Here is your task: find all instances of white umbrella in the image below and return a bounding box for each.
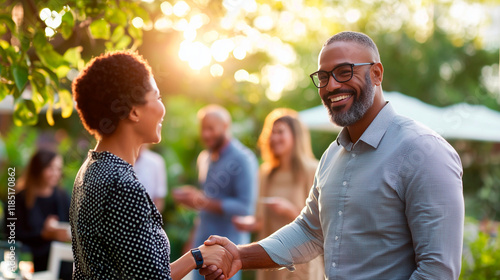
[299,91,500,142]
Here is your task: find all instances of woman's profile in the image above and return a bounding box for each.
[70,51,231,279]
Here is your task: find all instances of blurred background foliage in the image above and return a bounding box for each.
[1,0,500,277]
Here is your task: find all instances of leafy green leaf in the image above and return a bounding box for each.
[20,35,30,52]
[37,64,60,88]
[33,31,48,50]
[13,98,38,126]
[128,25,143,41]
[55,65,71,79]
[106,9,127,26]
[0,15,16,35]
[46,102,55,126]
[0,83,8,101]
[12,65,28,92]
[33,31,67,69]
[39,49,66,69]
[89,19,110,40]
[63,46,82,67]
[30,70,49,102]
[61,11,75,40]
[57,89,73,118]
[115,35,131,50]
[110,26,125,43]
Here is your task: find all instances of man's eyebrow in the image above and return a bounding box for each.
[318,62,351,71]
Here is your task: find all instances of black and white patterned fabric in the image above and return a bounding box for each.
[70,151,172,279]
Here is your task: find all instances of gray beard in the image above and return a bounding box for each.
[323,72,375,127]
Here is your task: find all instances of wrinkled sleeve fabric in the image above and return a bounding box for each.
[401,135,464,280]
[258,164,324,270]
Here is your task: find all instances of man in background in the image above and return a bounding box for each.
[174,104,258,280]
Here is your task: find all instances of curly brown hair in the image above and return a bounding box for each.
[72,50,153,139]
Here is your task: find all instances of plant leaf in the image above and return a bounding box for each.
[89,19,110,40]
[0,15,16,35]
[110,26,125,43]
[58,89,73,118]
[13,98,38,126]
[61,11,75,40]
[46,101,55,126]
[115,35,131,50]
[106,9,127,26]
[12,65,28,92]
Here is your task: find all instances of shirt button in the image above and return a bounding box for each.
[351,153,356,158]
[338,211,343,216]
[342,181,347,186]
[332,262,337,268]
[335,235,339,241]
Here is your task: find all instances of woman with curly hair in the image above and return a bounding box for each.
[70,51,232,279]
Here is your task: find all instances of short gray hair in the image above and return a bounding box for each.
[324,31,380,60]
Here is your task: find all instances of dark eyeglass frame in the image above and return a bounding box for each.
[309,62,375,88]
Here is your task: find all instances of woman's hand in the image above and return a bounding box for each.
[266,197,300,220]
[232,216,260,232]
[198,244,233,279]
[41,215,71,242]
[200,236,242,280]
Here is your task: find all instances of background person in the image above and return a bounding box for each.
[70,51,232,279]
[14,149,71,273]
[173,104,259,280]
[233,108,324,280]
[134,145,168,212]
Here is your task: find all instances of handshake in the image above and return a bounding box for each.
[195,235,242,280]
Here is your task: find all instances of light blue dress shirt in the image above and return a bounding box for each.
[259,102,464,280]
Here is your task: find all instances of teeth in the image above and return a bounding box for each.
[329,95,351,102]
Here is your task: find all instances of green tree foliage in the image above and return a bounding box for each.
[0,0,148,126]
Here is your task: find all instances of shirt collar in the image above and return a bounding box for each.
[336,102,396,149]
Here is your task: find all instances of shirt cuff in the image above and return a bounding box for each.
[258,235,296,272]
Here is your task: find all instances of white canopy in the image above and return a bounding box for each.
[299,91,500,142]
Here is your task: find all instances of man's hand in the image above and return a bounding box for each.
[199,236,242,280]
[172,186,208,210]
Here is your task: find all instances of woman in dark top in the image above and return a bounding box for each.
[70,51,232,279]
[15,149,71,272]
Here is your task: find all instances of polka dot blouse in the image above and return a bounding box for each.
[70,151,172,279]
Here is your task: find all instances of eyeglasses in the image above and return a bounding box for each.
[309,63,375,88]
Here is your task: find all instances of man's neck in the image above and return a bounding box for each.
[210,137,231,161]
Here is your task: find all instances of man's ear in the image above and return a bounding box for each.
[371,62,384,86]
[128,106,140,123]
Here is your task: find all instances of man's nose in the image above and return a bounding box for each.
[325,75,342,92]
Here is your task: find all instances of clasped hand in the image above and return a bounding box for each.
[199,236,241,280]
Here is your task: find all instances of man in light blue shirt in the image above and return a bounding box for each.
[200,32,464,280]
[173,104,258,280]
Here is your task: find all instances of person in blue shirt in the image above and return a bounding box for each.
[174,104,258,280]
